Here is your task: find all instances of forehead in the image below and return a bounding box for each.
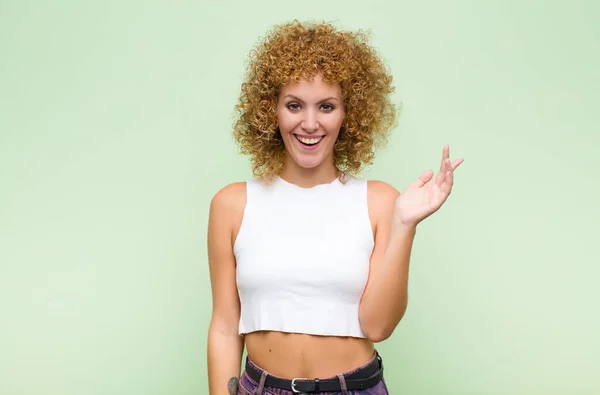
[278,73,342,98]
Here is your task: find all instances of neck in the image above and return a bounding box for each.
[279,159,340,188]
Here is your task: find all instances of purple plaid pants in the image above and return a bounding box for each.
[236,351,390,395]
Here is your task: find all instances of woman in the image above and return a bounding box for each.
[207,20,463,395]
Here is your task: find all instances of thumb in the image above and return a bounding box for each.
[409,169,434,188]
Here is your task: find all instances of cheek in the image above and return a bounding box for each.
[276,106,295,129]
[325,115,344,136]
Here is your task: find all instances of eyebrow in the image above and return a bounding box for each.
[283,94,340,104]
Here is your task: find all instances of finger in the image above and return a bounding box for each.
[436,158,451,187]
[420,169,434,184]
[410,169,434,188]
[451,158,464,170]
[441,169,454,195]
[439,145,449,173]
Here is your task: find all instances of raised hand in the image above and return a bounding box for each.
[394,145,464,228]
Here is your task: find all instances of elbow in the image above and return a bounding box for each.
[363,325,394,343]
[208,314,241,338]
[366,330,391,343]
[361,307,408,343]
[207,317,244,355]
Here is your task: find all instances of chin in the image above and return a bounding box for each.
[291,155,325,170]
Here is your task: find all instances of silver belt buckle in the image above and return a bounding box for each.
[291,377,307,394]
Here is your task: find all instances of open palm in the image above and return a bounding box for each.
[395,145,464,227]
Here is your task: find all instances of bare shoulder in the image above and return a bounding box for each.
[209,182,247,241]
[365,180,399,234]
[210,182,247,213]
[367,180,400,208]
[365,180,400,245]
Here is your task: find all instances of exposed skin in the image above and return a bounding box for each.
[207,182,245,395]
[275,74,345,187]
[207,73,463,392]
[232,21,397,181]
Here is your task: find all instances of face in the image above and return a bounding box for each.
[276,73,345,171]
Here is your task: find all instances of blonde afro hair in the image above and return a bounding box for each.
[233,20,398,180]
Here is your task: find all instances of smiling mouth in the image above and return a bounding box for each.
[294,134,325,146]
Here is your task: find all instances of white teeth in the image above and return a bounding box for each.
[295,135,324,145]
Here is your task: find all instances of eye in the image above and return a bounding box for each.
[287,103,301,111]
[320,103,335,112]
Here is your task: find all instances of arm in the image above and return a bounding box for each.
[207,183,246,395]
[359,145,463,342]
[359,181,414,342]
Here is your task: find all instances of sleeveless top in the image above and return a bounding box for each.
[233,175,374,338]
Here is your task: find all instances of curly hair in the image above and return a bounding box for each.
[233,20,398,180]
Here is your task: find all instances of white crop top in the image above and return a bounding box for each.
[234,175,375,338]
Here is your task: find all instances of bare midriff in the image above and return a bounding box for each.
[244,331,375,379]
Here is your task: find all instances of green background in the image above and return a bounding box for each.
[1,1,599,394]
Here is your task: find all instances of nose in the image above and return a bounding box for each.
[301,109,319,133]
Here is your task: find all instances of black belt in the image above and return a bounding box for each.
[245,353,384,393]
